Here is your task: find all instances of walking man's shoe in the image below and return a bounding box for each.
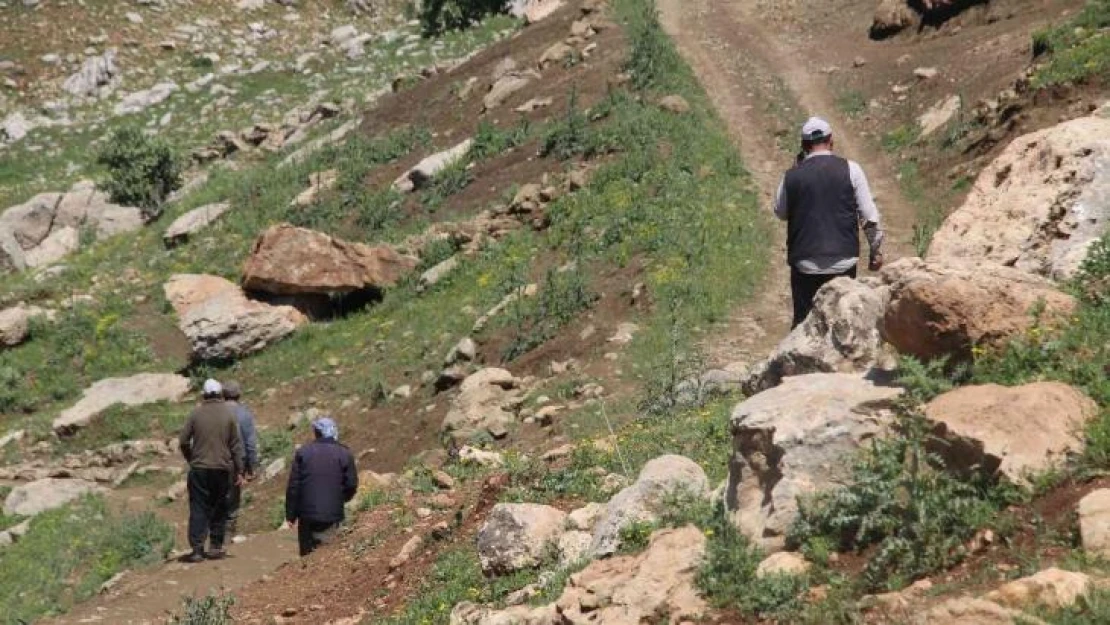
[205,547,227,560]
[180,551,206,563]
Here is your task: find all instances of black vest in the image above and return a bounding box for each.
[783,154,859,266]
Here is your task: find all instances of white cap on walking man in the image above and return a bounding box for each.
[801,117,832,143]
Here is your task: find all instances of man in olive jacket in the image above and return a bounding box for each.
[285,417,358,556]
[179,379,245,562]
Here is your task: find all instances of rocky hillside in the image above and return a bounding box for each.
[1,0,1110,623]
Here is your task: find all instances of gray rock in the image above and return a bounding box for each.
[741,278,891,395]
[591,455,708,556]
[263,457,286,481]
[62,50,117,98]
[53,373,192,435]
[0,305,52,348]
[1,111,32,143]
[392,139,473,193]
[329,24,359,46]
[114,82,178,115]
[163,201,232,247]
[3,478,106,517]
[445,337,477,366]
[726,373,903,550]
[0,429,24,450]
[418,255,459,290]
[477,503,567,574]
[24,226,79,268]
[441,368,521,443]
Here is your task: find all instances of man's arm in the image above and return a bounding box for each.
[228,413,244,478]
[341,449,359,503]
[773,179,789,221]
[848,161,885,266]
[285,450,302,523]
[178,412,195,463]
[240,408,259,474]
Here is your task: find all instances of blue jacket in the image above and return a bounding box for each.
[285,438,358,524]
[228,401,259,473]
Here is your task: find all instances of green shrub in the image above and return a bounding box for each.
[0,496,173,623]
[421,160,474,211]
[96,126,183,218]
[170,594,236,625]
[501,264,598,361]
[469,118,532,161]
[1032,0,1110,87]
[420,0,508,35]
[788,417,1009,591]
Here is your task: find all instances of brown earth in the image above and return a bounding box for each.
[38,0,1106,623]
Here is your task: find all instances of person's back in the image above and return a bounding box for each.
[221,380,258,536]
[285,417,357,556]
[178,379,244,562]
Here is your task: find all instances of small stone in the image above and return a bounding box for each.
[432,470,455,489]
[914,67,939,80]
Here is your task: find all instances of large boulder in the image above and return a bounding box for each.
[440,368,522,443]
[164,274,307,361]
[0,304,52,347]
[0,192,61,249]
[3,478,106,516]
[881,258,1075,363]
[870,0,916,38]
[241,224,417,296]
[928,111,1110,280]
[592,454,709,556]
[163,201,232,247]
[453,526,707,625]
[1078,489,1110,559]
[62,50,118,98]
[726,373,903,549]
[986,568,1092,610]
[914,598,1034,625]
[476,503,567,575]
[393,139,473,193]
[742,277,890,395]
[924,383,1096,484]
[53,373,192,435]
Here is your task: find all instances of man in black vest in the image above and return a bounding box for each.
[775,117,885,328]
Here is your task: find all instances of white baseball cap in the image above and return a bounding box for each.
[202,379,223,396]
[801,117,832,142]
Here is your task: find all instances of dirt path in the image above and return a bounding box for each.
[660,0,917,368]
[45,530,298,625]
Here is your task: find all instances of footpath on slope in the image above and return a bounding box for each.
[658,0,916,370]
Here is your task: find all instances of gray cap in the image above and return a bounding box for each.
[222,380,242,399]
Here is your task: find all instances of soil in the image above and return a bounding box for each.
[38,0,1106,623]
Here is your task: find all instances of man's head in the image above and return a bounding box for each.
[222,380,242,401]
[312,416,339,441]
[800,117,833,153]
[202,379,223,400]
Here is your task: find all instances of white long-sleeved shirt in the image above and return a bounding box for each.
[773,150,885,274]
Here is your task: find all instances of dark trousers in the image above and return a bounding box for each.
[297,519,339,557]
[226,481,242,535]
[790,265,857,328]
[187,468,231,553]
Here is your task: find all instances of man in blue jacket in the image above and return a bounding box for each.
[285,416,358,556]
[222,380,259,537]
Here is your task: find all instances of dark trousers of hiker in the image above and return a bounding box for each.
[790,265,857,328]
[226,480,242,536]
[187,467,231,554]
[297,519,339,557]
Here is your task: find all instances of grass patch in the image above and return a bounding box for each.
[881,124,920,153]
[836,89,868,118]
[170,593,236,625]
[0,495,174,623]
[1032,0,1110,88]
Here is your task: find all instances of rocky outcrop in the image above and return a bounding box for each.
[164,273,307,361]
[881,258,1075,363]
[985,568,1092,610]
[3,478,106,517]
[163,201,232,247]
[592,454,709,556]
[52,373,192,435]
[742,278,890,395]
[914,598,1037,625]
[441,368,522,443]
[476,503,567,574]
[923,382,1096,484]
[509,0,564,24]
[453,526,707,625]
[62,50,118,98]
[870,0,916,38]
[928,112,1110,280]
[484,74,533,112]
[918,95,962,137]
[393,140,473,193]
[0,180,144,272]
[0,304,52,348]
[1079,489,1110,559]
[114,82,179,116]
[241,224,417,296]
[727,373,903,549]
[756,552,811,578]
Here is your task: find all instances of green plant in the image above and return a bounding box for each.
[170,593,236,625]
[96,126,183,218]
[1032,0,1110,87]
[881,125,919,153]
[788,417,1009,591]
[422,160,474,211]
[469,118,532,161]
[420,0,509,35]
[836,89,868,118]
[257,428,293,463]
[0,496,173,623]
[501,264,598,361]
[616,520,656,553]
